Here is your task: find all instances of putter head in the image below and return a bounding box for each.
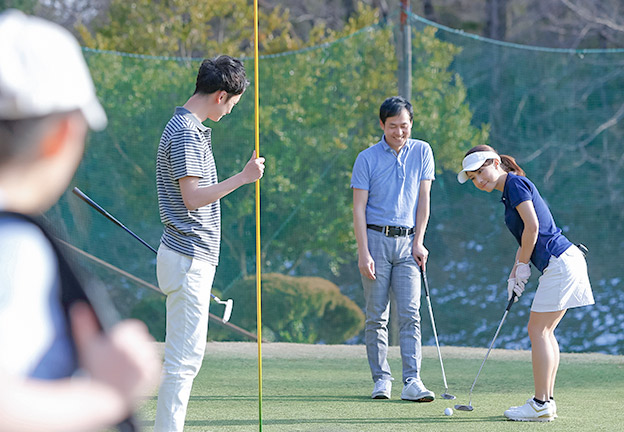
[454,403,474,411]
[441,393,456,400]
[221,299,233,323]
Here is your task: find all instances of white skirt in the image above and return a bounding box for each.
[531,245,595,313]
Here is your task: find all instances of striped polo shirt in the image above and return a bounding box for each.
[156,107,220,265]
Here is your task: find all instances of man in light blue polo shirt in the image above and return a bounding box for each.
[351,96,435,401]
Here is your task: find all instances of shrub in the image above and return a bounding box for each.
[213,273,364,344]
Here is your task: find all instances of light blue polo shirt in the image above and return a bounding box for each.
[351,136,435,228]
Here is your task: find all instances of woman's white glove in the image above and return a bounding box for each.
[507,278,524,302]
[515,262,531,285]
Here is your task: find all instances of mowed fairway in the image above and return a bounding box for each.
[136,343,623,432]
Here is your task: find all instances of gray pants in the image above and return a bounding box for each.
[361,228,422,384]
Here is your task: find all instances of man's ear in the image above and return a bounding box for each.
[216,90,228,104]
[39,116,72,159]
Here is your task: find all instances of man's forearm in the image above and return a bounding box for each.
[352,188,370,254]
[180,173,247,211]
[413,181,432,245]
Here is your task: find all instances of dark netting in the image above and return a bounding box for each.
[45,14,623,354]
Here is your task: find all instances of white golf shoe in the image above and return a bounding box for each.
[400,378,435,402]
[509,397,558,419]
[371,379,392,399]
[504,398,555,422]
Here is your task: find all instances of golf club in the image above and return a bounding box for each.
[454,292,517,412]
[420,265,455,400]
[72,187,234,322]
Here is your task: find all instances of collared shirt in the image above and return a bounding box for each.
[156,106,220,264]
[502,173,572,273]
[351,136,435,228]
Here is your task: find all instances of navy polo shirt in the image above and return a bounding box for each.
[501,173,572,273]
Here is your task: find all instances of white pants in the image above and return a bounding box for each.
[154,244,216,432]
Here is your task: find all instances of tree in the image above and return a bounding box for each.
[50,2,487,292]
[214,7,488,285]
[44,1,489,346]
[485,0,508,40]
[77,0,304,57]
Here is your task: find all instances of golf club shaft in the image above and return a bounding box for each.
[73,187,157,254]
[421,267,452,392]
[467,295,516,399]
[71,188,225,302]
[425,297,450,389]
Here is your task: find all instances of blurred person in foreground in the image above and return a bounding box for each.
[457,144,594,421]
[0,10,160,431]
[351,96,436,402]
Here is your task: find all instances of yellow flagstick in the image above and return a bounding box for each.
[253,0,263,430]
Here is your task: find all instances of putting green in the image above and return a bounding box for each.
[134,342,623,431]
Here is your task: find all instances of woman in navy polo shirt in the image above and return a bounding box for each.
[457,144,594,422]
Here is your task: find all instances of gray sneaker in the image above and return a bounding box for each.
[371,379,392,399]
[401,378,435,402]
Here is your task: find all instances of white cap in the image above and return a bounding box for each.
[457,151,500,183]
[0,10,107,130]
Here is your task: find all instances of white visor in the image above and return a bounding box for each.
[457,151,500,184]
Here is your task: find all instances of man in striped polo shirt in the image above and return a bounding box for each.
[154,55,265,432]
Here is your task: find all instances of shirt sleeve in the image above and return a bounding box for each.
[170,128,206,180]
[0,221,57,376]
[421,143,435,181]
[507,175,533,208]
[350,152,370,190]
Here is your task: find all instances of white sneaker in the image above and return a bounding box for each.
[551,399,558,418]
[504,399,555,422]
[371,379,392,399]
[400,378,435,402]
[510,397,558,419]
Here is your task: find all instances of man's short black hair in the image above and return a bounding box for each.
[194,55,250,96]
[379,96,414,124]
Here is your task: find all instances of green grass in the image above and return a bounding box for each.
[136,343,624,431]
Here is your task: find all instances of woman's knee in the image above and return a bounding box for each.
[527,320,548,342]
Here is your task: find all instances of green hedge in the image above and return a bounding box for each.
[221,273,364,344]
[130,273,364,344]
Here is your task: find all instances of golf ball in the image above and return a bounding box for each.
[444,407,453,416]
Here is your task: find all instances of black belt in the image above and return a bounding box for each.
[367,224,415,237]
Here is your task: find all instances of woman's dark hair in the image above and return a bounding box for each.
[379,96,414,124]
[466,144,525,176]
[194,55,249,96]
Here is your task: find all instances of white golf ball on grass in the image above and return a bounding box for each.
[444,407,453,416]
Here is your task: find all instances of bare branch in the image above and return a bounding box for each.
[578,102,624,149]
[560,0,624,33]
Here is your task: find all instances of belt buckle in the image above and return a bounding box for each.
[384,226,390,236]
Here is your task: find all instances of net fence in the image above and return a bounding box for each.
[46,12,624,355]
